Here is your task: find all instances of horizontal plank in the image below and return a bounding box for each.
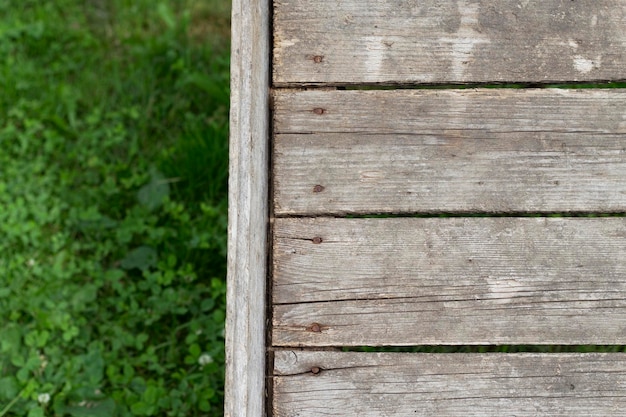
[273,217,626,346]
[273,351,626,417]
[274,0,626,85]
[274,89,626,215]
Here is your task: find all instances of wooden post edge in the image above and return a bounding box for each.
[226,0,270,415]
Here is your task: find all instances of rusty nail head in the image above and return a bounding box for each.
[311,367,321,374]
[312,237,323,244]
[313,185,325,193]
[313,108,325,115]
[313,55,324,63]
[309,323,321,332]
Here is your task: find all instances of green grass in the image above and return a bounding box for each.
[0,1,230,415]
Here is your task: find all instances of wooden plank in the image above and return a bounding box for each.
[225,0,270,415]
[274,89,626,215]
[274,0,626,85]
[273,351,626,417]
[272,217,626,346]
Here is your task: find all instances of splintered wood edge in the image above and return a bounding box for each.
[225,0,270,416]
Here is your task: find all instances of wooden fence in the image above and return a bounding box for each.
[228,1,626,416]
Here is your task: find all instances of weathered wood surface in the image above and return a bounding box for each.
[273,351,626,416]
[274,89,626,215]
[274,0,626,85]
[273,217,626,346]
[225,0,269,415]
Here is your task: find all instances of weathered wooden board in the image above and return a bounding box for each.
[274,0,626,85]
[272,217,626,346]
[273,351,626,416]
[274,89,626,215]
[226,0,270,414]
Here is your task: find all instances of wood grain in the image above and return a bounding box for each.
[272,217,626,346]
[225,0,269,415]
[274,89,626,215]
[273,350,626,417]
[274,0,626,85]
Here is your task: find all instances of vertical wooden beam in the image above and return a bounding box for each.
[226,0,270,415]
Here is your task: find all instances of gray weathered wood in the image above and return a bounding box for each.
[273,217,626,346]
[225,0,270,415]
[273,351,626,416]
[274,89,626,215]
[274,0,626,85]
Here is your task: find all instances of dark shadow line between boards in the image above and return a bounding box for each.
[341,345,626,353]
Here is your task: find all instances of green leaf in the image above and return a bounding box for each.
[120,246,158,271]
[84,350,105,385]
[130,401,155,416]
[104,269,125,281]
[135,333,148,349]
[198,399,211,412]
[62,326,79,342]
[0,376,18,400]
[27,406,44,417]
[188,343,201,358]
[137,168,170,211]
[143,385,158,405]
[200,298,215,312]
[156,3,176,29]
[0,326,20,353]
[71,284,98,306]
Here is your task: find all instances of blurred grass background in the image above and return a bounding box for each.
[5,1,625,416]
[0,0,231,415]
